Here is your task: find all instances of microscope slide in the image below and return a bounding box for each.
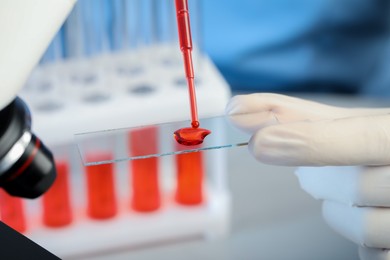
[75,114,250,166]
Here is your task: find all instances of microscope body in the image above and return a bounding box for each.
[0,0,75,198]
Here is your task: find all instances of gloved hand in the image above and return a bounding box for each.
[226,93,390,260]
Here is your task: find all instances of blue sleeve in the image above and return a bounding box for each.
[202,0,390,96]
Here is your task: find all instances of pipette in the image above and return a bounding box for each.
[174,0,211,146]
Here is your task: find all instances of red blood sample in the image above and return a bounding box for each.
[175,150,204,205]
[42,160,72,227]
[86,153,117,219]
[129,127,160,212]
[0,190,26,233]
[174,127,211,146]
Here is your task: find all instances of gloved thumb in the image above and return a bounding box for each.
[248,114,390,166]
[359,247,390,260]
[226,93,390,134]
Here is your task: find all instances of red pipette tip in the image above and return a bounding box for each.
[191,120,199,128]
[174,127,211,146]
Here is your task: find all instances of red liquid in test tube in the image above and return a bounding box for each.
[0,190,26,233]
[86,153,117,219]
[175,149,204,205]
[42,160,72,227]
[129,127,160,212]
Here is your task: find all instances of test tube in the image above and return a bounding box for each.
[108,0,143,78]
[85,153,117,219]
[24,28,66,113]
[0,190,26,233]
[79,0,110,57]
[175,149,204,205]
[62,0,111,104]
[62,0,85,58]
[110,0,126,52]
[129,127,160,212]
[119,0,139,51]
[42,160,72,227]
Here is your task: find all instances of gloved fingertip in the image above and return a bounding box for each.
[247,130,276,165]
[247,125,307,166]
[225,95,244,115]
[225,104,239,116]
[359,247,390,260]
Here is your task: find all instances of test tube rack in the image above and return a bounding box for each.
[7,44,232,259]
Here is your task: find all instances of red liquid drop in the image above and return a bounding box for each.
[174,127,211,146]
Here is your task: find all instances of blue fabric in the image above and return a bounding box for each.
[202,0,390,96]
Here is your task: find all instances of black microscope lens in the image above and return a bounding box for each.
[0,97,56,199]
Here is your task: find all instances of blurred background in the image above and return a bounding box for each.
[5,0,390,259]
[203,0,390,96]
[28,0,390,97]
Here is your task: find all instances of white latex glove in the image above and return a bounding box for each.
[226,93,390,259]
